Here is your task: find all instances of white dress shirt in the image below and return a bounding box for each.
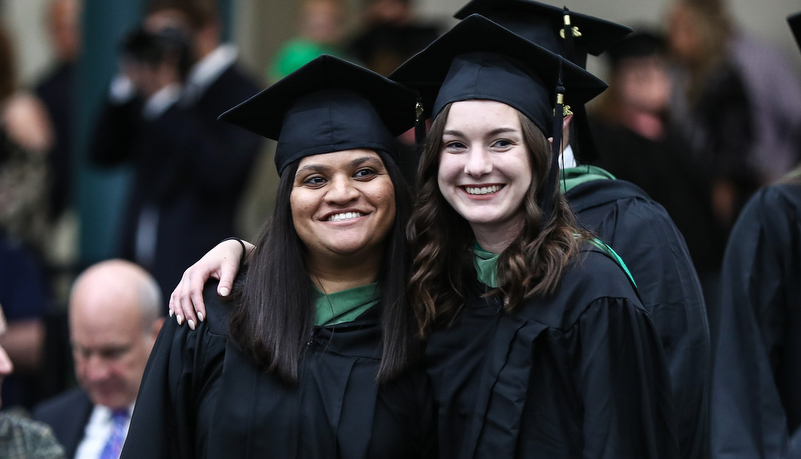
[560,144,577,169]
[180,44,239,105]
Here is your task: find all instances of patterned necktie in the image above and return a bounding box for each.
[99,409,129,459]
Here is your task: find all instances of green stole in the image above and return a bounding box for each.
[314,282,381,326]
[473,244,500,288]
[560,165,616,193]
[473,239,637,290]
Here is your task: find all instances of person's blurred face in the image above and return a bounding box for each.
[0,305,14,409]
[49,0,81,62]
[301,0,345,45]
[363,0,411,25]
[70,291,156,410]
[290,149,396,265]
[616,55,671,114]
[667,3,701,64]
[437,100,532,241]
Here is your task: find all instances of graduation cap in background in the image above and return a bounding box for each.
[789,12,801,52]
[219,55,418,175]
[390,14,607,224]
[453,0,631,68]
[453,0,631,163]
[606,31,667,70]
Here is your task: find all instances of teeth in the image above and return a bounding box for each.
[328,212,363,221]
[465,185,501,195]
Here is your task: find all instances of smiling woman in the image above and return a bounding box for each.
[393,15,679,458]
[119,55,435,459]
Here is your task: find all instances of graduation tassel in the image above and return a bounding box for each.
[541,60,566,229]
[560,7,580,65]
[414,95,426,149]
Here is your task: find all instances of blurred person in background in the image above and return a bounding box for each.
[590,30,726,292]
[267,0,349,83]
[667,0,801,231]
[33,260,163,459]
[708,13,801,459]
[35,0,81,224]
[91,0,262,308]
[0,24,55,257]
[349,0,440,76]
[0,303,65,459]
[0,23,56,412]
[0,236,51,411]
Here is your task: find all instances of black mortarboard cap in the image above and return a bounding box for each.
[219,55,417,175]
[789,12,801,51]
[390,14,607,134]
[453,0,631,68]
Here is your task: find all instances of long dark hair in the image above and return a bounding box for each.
[407,103,585,334]
[229,149,420,384]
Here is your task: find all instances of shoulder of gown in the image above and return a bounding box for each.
[120,280,229,459]
[710,183,801,459]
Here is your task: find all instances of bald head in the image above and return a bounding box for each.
[70,259,161,328]
[69,260,163,409]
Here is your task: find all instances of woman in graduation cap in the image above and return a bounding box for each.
[168,15,678,458]
[119,55,436,459]
[392,15,678,458]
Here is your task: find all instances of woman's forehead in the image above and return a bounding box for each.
[444,100,522,130]
[295,149,384,172]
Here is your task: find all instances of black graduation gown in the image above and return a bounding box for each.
[426,248,679,459]
[710,183,801,458]
[589,119,726,274]
[120,285,437,459]
[566,176,710,459]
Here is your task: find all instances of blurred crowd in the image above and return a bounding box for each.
[0,0,800,456]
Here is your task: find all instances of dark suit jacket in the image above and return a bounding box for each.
[90,63,263,306]
[32,388,94,459]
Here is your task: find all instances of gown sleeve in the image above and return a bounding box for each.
[576,297,679,459]
[120,297,227,459]
[710,185,801,459]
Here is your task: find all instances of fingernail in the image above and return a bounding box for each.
[176,315,184,325]
[220,287,230,296]
[197,312,205,322]
[188,319,195,331]
[169,309,174,318]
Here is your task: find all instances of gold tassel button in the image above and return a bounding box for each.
[560,26,582,39]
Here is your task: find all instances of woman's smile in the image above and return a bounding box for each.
[462,184,505,196]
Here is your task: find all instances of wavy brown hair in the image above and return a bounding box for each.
[407,103,586,334]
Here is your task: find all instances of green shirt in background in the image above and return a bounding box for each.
[268,38,346,83]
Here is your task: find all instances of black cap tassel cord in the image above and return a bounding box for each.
[414,95,427,150]
[540,60,565,229]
